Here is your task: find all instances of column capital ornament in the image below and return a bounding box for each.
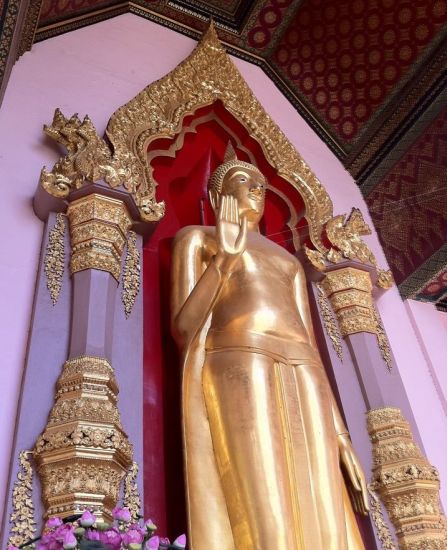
[34,356,133,521]
[321,267,377,336]
[67,193,132,280]
[367,407,447,549]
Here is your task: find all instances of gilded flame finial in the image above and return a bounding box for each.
[223,141,237,162]
[202,18,222,50]
[208,143,264,197]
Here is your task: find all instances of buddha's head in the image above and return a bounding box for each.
[208,144,266,224]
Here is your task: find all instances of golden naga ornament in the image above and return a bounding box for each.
[304,208,393,290]
[171,146,369,549]
[39,110,164,222]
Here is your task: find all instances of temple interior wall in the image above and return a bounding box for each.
[1,13,446,516]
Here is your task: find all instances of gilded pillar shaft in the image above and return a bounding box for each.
[34,192,134,522]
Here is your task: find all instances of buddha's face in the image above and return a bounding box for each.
[218,166,266,224]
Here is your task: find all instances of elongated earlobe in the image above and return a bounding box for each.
[208,188,219,212]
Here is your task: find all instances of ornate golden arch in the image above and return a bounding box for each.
[105,23,332,252]
[39,22,391,287]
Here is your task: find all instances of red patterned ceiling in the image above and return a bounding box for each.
[366,105,447,289]
[269,0,446,142]
[39,0,111,22]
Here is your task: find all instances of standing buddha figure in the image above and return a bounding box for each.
[171,145,369,550]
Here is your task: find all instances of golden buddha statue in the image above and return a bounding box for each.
[171,145,369,550]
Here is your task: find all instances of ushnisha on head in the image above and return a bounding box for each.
[208,143,266,224]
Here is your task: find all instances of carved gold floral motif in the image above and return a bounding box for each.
[44,213,66,305]
[34,356,133,521]
[373,304,393,371]
[316,282,343,360]
[367,407,447,549]
[7,451,36,548]
[368,486,397,550]
[67,194,132,280]
[123,462,141,523]
[40,462,124,519]
[122,231,140,318]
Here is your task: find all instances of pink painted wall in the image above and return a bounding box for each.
[405,300,447,415]
[1,13,446,514]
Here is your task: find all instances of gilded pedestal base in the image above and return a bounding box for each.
[34,356,133,521]
[367,407,447,549]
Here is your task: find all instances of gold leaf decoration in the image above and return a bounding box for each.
[377,268,394,290]
[40,110,112,198]
[67,194,132,281]
[122,231,140,318]
[44,213,66,305]
[373,304,392,371]
[316,282,343,360]
[321,268,377,336]
[123,461,141,523]
[8,451,36,547]
[304,246,326,271]
[367,486,397,550]
[326,208,373,264]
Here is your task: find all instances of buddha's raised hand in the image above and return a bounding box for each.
[215,195,247,273]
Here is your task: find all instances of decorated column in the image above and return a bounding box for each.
[33,193,134,521]
[27,101,165,523]
[303,209,447,548]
